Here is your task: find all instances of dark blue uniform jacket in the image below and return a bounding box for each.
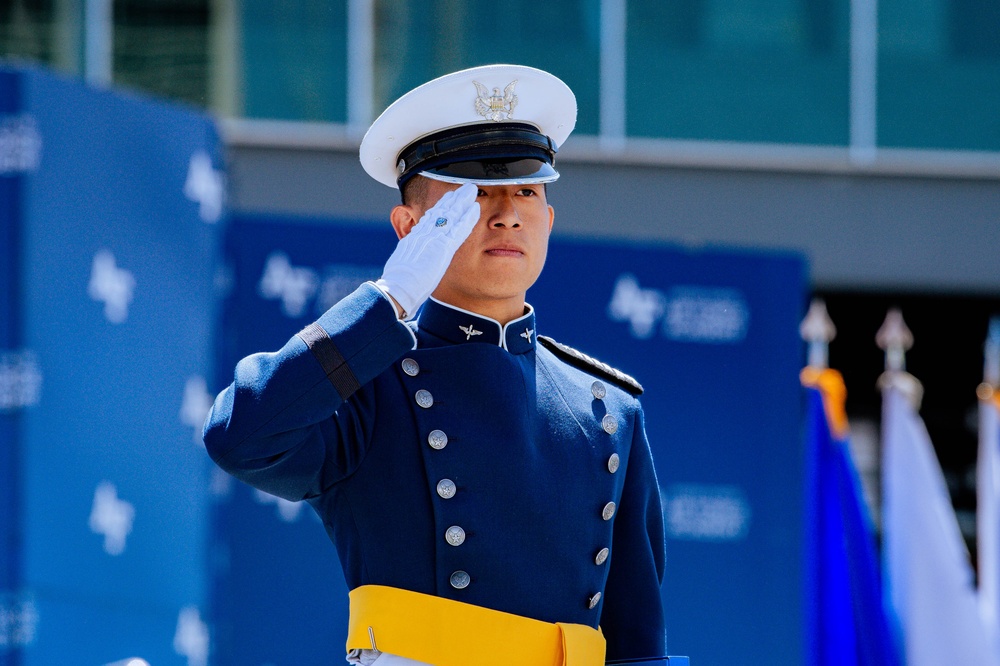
[204,283,666,661]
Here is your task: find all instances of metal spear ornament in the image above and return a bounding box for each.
[876,308,923,409]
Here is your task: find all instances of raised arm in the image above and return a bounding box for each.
[203,282,413,500]
[203,183,481,501]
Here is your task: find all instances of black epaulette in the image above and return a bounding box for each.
[538,335,644,396]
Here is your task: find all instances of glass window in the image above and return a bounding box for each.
[626,0,851,145]
[878,0,1000,150]
[114,0,210,107]
[7,0,998,154]
[1,0,61,70]
[373,0,601,135]
[240,0,348,122]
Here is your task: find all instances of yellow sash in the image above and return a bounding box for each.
[346,585,606,666]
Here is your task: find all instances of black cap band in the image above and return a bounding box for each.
[396,122,557,188]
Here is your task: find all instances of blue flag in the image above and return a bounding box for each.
[803,369,900,666]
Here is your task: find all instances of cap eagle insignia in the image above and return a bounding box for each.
[473,80,518,121]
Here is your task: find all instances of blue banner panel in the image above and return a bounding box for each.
[209,480,350,665]
[23,596,204,666]
[210,215,394,665]
[2,65,222,661]
[531,241,807,666]
[215,214,807,666]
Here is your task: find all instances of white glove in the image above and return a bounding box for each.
[377,183,480,318]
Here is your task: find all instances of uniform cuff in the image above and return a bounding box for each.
[374,279,407,320]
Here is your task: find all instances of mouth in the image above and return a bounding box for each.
[484,244,525,258]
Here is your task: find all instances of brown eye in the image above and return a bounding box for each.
[477,188,488,197]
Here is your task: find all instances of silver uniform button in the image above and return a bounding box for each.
[445,525,466,546]
[437,478,457,499]
[608,453,620,474]
[401,358,420,376]
[415,389,434,408]
[450,570,470,589]
[591,380,607,400]
[601,414,618,434]
[602,501,616,521]
[588,592,602,609]
[595,547,609,565]
[428,429,448,450]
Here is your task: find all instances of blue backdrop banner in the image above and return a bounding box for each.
[1,65,222,665]
[0,68,28,665]
[213,213,807,666]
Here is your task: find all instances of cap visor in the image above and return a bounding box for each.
[419,159,559,186]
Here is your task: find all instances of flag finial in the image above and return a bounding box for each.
[876,308,922,408]
[876,308,913,373]
[800,298,836,369]
[986,316,1000,387]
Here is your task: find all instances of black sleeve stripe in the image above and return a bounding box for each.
[297,322,362,399]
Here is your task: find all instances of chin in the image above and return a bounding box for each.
[466,283,528,303]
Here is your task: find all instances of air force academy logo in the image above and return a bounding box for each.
[173,606,209,666]
[254,488,304,522]
[88,249,136,324]
[89,481,135,556]
[258,251,319,318]
[0,592,38,649]
[179,375,214,444]
[608,274,750,344]
[0,114,42,174]
[0,350,42,410]
[183,150,224,223]
[607,274,664,339]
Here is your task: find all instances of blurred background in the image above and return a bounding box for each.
[2,0,999,664]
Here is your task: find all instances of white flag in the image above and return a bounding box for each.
[979,319,1000,649]
[980,393,1000,649]
[883,385,1000,666]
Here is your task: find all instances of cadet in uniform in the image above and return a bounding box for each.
[204,64,666,666]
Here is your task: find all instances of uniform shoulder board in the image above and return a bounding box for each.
[538,335,644,396]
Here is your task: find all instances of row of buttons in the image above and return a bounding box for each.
[592,380,618,610]
[403,359,620,605]
[404,358,473,591]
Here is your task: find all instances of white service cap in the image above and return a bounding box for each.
[359,64,577,189]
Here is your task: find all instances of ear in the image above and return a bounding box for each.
[547,204,555,233]
[390,204,420,240]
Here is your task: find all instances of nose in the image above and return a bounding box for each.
[487,194,521,229]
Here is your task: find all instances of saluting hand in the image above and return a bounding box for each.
[377,183,480,318]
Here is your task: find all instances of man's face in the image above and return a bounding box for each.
[399,178,555,315]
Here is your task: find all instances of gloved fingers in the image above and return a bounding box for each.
[443,182,478,213]
[411,194,455,236]
[378,182,481,317]
[418,184,463,223]
[440,184,480,239]
[447,200,480,243]
[427,183,477,234]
